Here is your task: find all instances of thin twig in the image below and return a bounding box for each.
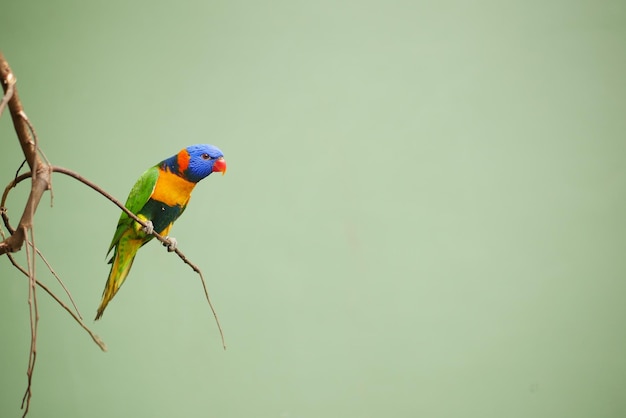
[169,247,226,349]
[30,242,83,319]
[14,159,27,180]
[18,108,42,417]
[0,69,15,117]
[6,252,107,351]
[2,175,83,318]
[20,227,38,417]
[1,171,32,234]
[20,119,41,417]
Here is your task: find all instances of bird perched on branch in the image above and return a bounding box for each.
[95,144,226,320]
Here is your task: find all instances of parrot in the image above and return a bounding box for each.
[95,144,226,320]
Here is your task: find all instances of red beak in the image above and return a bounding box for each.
[212,157,227,175]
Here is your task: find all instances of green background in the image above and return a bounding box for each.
[1,1,625,417]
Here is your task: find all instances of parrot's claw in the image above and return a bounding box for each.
[142,221,154,235]
[163,236,177,252]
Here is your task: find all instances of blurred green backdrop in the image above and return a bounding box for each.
[1,1,625,417]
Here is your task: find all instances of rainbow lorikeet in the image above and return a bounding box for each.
[95,144,226,320]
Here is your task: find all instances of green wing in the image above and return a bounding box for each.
[107,166,159,256]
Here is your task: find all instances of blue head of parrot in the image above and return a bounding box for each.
[164,144,226,183]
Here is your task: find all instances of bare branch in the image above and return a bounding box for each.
[20,227,37,417]
[1,171,32,234]
[0,52,51,256]
[0,52,106,418]
[29,242,83,319]
[1,183,82,319]
[6,253,107,351]
[0,53,37,169]
[167,245,227,350]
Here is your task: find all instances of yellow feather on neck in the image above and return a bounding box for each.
[151,168,196,207]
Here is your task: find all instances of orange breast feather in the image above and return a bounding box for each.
[151,168,196,207]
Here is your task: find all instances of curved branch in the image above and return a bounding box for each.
[3,166,227,349]
[52,167,227,350]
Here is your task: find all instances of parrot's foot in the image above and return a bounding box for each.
[142,220,154,235]
[163,236,177,252]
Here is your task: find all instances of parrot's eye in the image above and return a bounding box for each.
[201,153,212,160]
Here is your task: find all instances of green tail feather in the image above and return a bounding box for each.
[95,238,142,320]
